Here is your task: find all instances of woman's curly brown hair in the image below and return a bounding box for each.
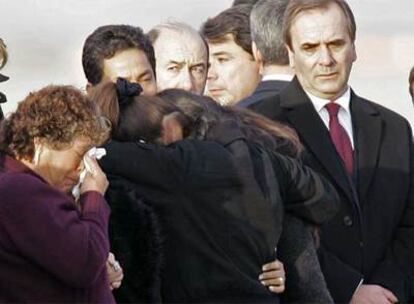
[0,85,110,160]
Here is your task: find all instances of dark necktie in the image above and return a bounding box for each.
[325,102,354,176]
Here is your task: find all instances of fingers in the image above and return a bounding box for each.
[110,272,124,290]
[84,154,100,176]
[268,284,285,294]
[262,259,283,272]
[260,276,285,294]
[107,252,115,264]
[261,277,285,287]
[382,288,398,303]
[81,155,108,194]
[106,253,124,289]
[259,263,285,295]
[259,270,285,281]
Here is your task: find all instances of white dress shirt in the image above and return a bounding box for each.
[262,74,294,82]
[306,87,355,149]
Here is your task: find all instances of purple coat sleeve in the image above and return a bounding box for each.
[0,172,110,288]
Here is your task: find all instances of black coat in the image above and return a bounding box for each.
[249,77,414,303]
[100,125,339,303]
[238,80,289,108]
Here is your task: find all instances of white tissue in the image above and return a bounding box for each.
[72,147,106,200]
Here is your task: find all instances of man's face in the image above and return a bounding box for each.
[102,48,157,95]
[287,2,356,100]
[154,30,208,94]
[206,35,260,106]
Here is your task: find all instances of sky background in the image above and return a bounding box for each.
[0,0,413,127]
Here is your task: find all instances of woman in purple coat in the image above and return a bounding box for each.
[0,85,114,303]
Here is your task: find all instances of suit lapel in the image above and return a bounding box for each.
[351,93,382,202]
[280,78,354,202]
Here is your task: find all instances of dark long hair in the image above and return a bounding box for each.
[88,81,184,143]
[158,89,303,158]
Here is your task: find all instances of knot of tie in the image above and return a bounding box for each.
[325,102,340,117]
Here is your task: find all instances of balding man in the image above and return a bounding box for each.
[148,22,208,94]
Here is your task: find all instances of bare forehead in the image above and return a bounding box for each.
[291,3,350,41]
[155,29,206,55]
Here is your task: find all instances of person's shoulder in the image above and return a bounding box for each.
[0,171,54,207]
[249,92,281,108]
[247,93,283,121]
[174,139,237,173]
[355,96,411,127]
[0,171,45,191]
[174,139,232,159]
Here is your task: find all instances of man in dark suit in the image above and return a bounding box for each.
[250,0,414,303]
[201,4,262,106]
[238,0,293,108]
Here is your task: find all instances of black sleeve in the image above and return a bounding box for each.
[278,215,334,303]
[270,152,340,224]
[100,140,193,192]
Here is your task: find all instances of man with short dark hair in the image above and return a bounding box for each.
[82,24,157,95]
[201,4,261,106]
[250,0,414,303]
[148,22,208,94]
[238,0,292,108]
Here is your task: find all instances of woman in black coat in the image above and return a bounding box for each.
[92,80,339,303]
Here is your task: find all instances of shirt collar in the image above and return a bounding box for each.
[306,87,352,114]
[262,74,294,82]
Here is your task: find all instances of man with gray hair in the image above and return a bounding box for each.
[148,22,208,94]
[239,0,292,108]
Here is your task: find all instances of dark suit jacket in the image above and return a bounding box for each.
[238,80,289,108]
[249,77,414,303]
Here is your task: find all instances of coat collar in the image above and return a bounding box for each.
[350,94,382,201]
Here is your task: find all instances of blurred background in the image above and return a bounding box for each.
[0,0,413,127]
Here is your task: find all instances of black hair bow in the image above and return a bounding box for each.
[116,77,143,106]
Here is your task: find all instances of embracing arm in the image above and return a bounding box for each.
[100,140,195,192]
[270,152,340,224]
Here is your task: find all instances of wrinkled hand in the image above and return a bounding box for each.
[81,155,109,195]
[351,284,398,304]
[259,258,285,294]
[106,252,123,290]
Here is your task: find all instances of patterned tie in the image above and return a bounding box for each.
[325,102,354,176]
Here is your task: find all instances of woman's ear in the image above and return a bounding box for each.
[161,112,184,144]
